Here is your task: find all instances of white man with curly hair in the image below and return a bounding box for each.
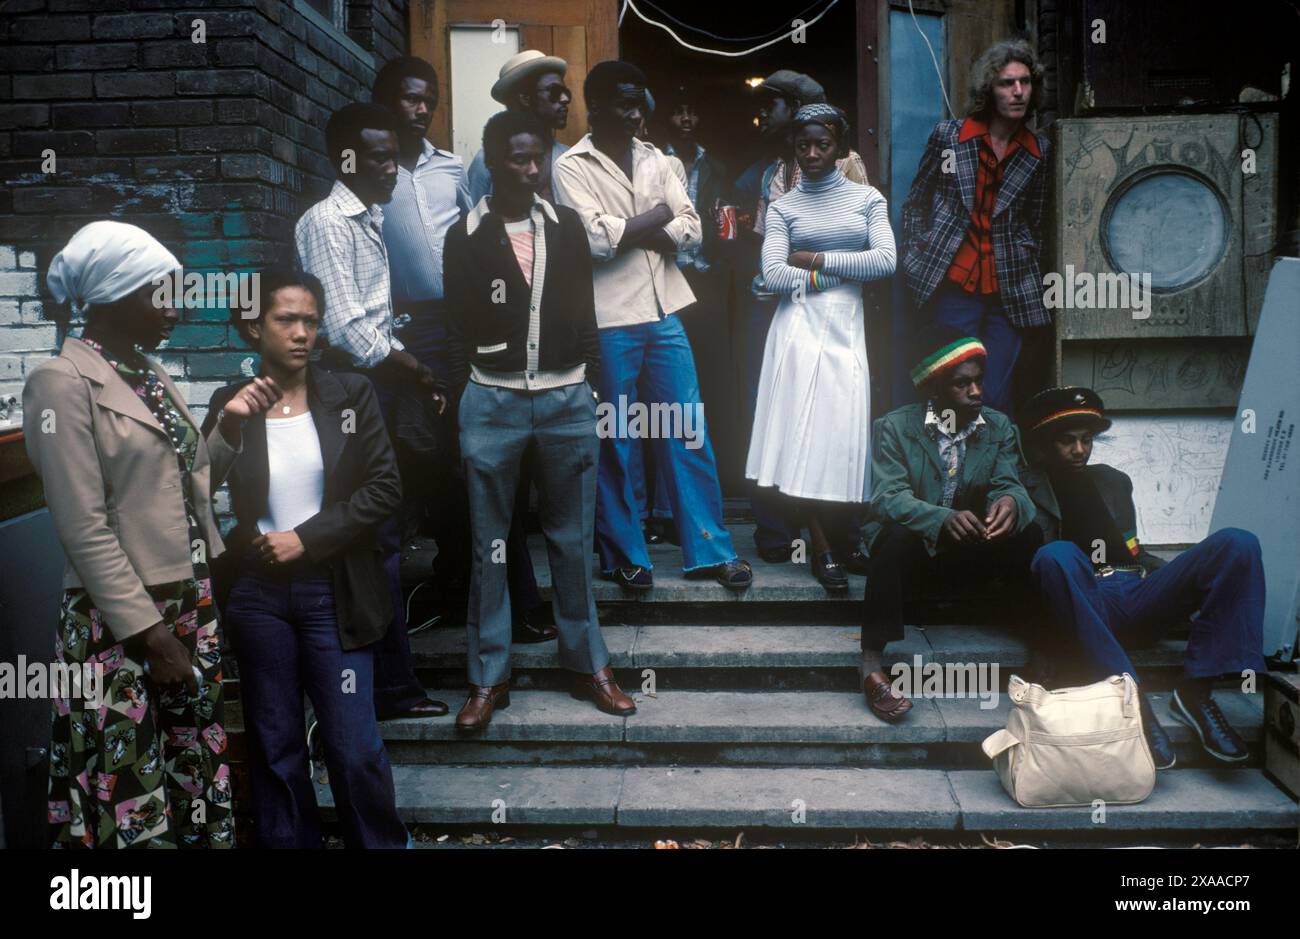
[899,39,1051,417]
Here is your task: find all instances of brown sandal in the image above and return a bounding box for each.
[863,671,913,722]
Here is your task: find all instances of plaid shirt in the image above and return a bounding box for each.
[294,180,403,369]
[946,118,1041,294]
[900,118,1051,328]
[923,399,986,508]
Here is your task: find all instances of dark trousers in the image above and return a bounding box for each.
[925,282,1023,416]
[224,570,408,849]
[1031,529,1268,685]
[861,522,1043,650]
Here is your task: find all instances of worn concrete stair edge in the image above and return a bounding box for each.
[365,689,1263,748]
[315,765,1299,831]
[409,623,1191,671]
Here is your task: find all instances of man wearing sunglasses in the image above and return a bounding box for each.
[468,50,573,205]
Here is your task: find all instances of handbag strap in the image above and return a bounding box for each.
[981,727,1019,759]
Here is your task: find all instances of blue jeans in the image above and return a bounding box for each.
[1031,529,1269,685]
[596,316,736,572]
[225,571,408,849]
[926,282,1022,415]
[744,292,799,551]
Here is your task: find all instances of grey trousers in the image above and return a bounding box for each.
[459,380,609,686]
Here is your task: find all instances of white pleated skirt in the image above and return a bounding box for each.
[745,283,870,503]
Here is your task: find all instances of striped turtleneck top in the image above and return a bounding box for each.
[760,168,897,295]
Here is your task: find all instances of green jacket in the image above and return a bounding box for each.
[1020,461,1166,573]
[862,403,1036,557]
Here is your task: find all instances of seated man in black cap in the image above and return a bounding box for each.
[1022,387,1268,770]
[858,325,1042,722]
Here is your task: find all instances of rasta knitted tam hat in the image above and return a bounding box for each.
[909,324,987,387]
[1022,386,1112,436]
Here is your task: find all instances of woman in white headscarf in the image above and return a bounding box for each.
[24,221,281,848]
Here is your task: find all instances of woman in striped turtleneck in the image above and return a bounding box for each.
[747,103,897,591]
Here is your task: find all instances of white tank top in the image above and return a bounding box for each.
[256,411,325,535]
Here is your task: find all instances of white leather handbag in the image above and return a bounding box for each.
[981,673,1156,807]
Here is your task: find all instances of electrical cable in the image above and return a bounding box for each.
[618,0,841,58]
[909,0,953,118]
[635,0,830,44]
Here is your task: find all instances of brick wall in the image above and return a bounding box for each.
[0,0,409,434]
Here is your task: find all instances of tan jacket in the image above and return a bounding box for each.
[552,134,701,328]
[22,337,239,642]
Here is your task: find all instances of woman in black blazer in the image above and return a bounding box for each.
[202,269,408,848]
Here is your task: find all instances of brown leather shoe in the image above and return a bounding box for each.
[863,671,912,723]
[455,682,510,732]
[571,666,637,716]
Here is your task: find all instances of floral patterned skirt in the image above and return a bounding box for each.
[48,575,235,848]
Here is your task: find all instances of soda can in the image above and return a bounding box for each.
[716,204,738,241]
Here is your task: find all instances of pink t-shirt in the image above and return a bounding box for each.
[504,218,534,286]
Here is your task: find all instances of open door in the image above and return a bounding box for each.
[410,0,620,158]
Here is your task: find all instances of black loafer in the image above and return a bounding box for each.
[842,549,870,576]
[811,551,848,590]
[758,544,794,564]
[607,566,653,592]
[1138,693,1176,770]
[1170,687,1249,763]
[512,613,558,645]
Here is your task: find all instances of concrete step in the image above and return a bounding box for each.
[410,623,1193,690]
[316,764,1298,833]
[362,688,1264,769]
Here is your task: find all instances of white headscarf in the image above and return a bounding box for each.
[46,221,180,318]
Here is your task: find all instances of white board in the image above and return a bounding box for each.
[1209,257,1300,660]
[1091,415,1233,546]
[449,26,520,166]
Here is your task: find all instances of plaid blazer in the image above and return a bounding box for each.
[899,118,1051,328]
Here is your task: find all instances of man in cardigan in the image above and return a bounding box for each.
[444,110,636,732]
[859,325,1041,722]
[1022,387,1267,769]
[899,39,1051,414]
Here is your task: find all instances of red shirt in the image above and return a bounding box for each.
[946,117,1042,294]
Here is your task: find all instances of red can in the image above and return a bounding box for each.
[715,203,738,241]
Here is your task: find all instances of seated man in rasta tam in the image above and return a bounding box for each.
[858,325,1042,722]
[1021,387,1267,771]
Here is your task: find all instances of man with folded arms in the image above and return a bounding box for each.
[1022,387,1266,769]
[445,110,636,732]
[859,325,1041,721]
[553,60,752,594]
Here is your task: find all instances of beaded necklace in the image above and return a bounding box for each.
[81,336,191,457]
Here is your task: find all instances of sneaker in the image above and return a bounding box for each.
[1170,687,1249,763]
[607,566,653,592]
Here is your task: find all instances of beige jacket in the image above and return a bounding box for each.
[552,135,701,328]
[22,337,239,642]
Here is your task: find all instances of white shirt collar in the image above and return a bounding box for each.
[326,179,380,222]
[466,192,558,236]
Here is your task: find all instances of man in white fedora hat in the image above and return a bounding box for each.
[468,49,573,204]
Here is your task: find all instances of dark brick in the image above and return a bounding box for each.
[13,187,94,214]
[49,157,133,177]
[95,71,176,98]
[0,159,46,179]
[13,74,93,99]
[212,38,259,68]
[187,352,254,378]
[221,211,291,240]
[214,98,260,124]
[182,182,275,211]
[0,104,51,131]
[0,135,12,160]
[97,127,177,154]
[135,155,219,179]
[132,100,214,127]
[55,43,137,70]
[179,125,271,153]
[14,130,95,156]
[220,154,282,182]
[177,69,265,97]
[0,45,55,72]
[93,13,175,40]
[3,0,47,13]
[139,40,212,69]
[12,16,91,42]
[48,0,130,9]
[90,181,180,214]
[52,102,132,129]
[184,10,260,37]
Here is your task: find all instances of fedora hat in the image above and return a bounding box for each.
[491,50,568,104]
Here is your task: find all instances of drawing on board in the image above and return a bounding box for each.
[1091,415,1233,545]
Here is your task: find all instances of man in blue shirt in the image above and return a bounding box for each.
[467,50,572,205]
